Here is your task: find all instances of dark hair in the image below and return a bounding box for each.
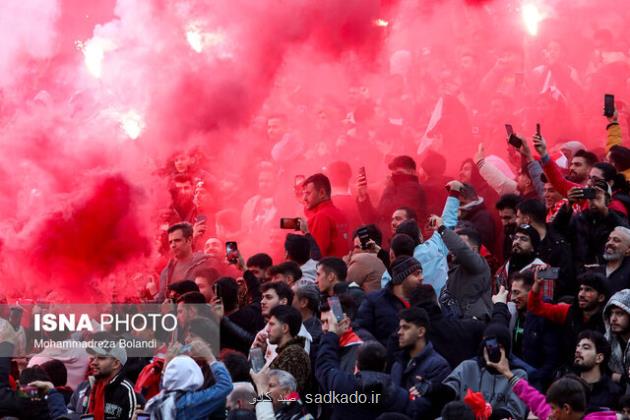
[221,350,251,383]
[19,366,51,385]
[246,253,273,270]
[352,224,383,247]
[269,305,302,337]
[303,173,332,197]
[396,207,417,221]
[573,150,597,167]
[357,341,387,372]
[168,280,200,296]
[216,277,239,313]
[440,401,475,420]
[619,394,630,409]
[167,222,194,239]
[318,257,347,281]
[496,193,522,211]
[399,307,430,330]
[577,330,611,366]
[194,268,219,284]
[517,199,546,225]
[390,234,416,258]
[609,145,630,172]
[177,291,207,304]
[284,234,311,265]
[592,162,617,182]
[456,228,481,248]
[546,376,587,413]
[510,270,535,288]
[409,284,438,308]
[261,281,294,305]
[268,261,303,281]
[40,359,67,387]
[172,173,193,184]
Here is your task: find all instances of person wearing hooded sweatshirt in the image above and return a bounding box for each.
[315,311,413,420]
[144,352,233,420]
[486,349,617,420]
[356,256,423,346]
[603,289,630,390]
[427,323,528,419]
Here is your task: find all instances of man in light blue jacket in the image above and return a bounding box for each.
[381,181,463,296]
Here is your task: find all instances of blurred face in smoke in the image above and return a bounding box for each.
[169,229,193,260]
[543,183,563,209]
[569,157,590,183]
[516,171,532,194]
[545,41,562,66]
[267,117,286,142]
[204,238,222,258]
[173,153,191,173]
[258,170,275,197]
[175,180,194,207]
[303,182,328,210]
[459,162,474,184]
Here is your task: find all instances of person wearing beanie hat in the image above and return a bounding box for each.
[346,252,387,293]
[528,271,607,366]
[494,224,546,293]
[355,255,422,346]
[440,321,528,419]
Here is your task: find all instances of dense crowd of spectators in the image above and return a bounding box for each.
[3,3,630,418]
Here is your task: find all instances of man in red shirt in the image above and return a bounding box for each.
[299,173,350,258]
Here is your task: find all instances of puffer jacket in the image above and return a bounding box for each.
[356,285,408,346]
[603,289,630,378]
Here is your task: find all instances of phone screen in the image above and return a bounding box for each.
[226,242,238,264]
[505,124,514,137]
[328,297,344,322]
[280,218,299,230]
[250,347,266,373]
[605,94,615,117]
[536,123,541,137]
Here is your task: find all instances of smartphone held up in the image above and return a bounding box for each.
[226,241,239,264]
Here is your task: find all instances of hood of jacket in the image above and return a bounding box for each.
[162,356,203,392]
[603,289,630,331]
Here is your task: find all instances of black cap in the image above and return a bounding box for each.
[515,224,541,251]
[388,155,416,171]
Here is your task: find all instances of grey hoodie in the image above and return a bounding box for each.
[603,289,630,376]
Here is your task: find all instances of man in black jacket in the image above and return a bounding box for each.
[356,155,427,244]
[515,198,575,298]
[458,183,498,256]
[411,284,511,369]
[316,312,413,420]
[74,341,138,419]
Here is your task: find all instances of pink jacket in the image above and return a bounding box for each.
[511,377,617,420]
